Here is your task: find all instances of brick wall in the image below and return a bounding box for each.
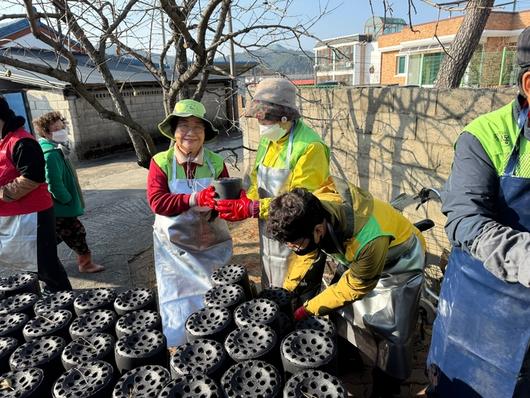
[380,51,406,85]
[511,11,530,28]
[242,86,517,257]
[378,17,463,48]
[378,11,530,49]
[27,85,228,160]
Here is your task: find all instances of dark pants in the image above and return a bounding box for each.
[37,207,72,291]
[56,216,89,255]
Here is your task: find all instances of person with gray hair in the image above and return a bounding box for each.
[426,27,530,397]
[216,78,330,302]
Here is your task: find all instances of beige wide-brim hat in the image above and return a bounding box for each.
[158,99,218,141]
[246,78,300,121]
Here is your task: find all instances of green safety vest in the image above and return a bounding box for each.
[253,119,330,170]
[322,177,415,265]
[464,100,530,177]
[153,147,225,181]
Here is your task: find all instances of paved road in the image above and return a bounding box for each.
[58,151,152,290]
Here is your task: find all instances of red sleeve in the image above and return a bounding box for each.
[218,163,229,178]
[146,159,191,216]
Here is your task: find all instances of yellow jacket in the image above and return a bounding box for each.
[247,119,330,219]
[300,178,425,315]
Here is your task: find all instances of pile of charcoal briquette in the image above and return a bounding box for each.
[0,264,347,397]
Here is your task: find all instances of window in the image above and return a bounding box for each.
[407,54,421,85]
[3,92,32,133]
[421,53,443,85]
[396,55,406,75]
[316,48,333,72]
[406,52,444,86]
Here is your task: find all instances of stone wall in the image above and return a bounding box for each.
[27,85,229,161]
[242,86,517,257]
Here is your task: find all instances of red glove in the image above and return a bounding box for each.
[293,306,310,321]
[191,186,216,208]
[216,190,255,221]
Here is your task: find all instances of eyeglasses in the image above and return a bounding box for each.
[176,124,204,135]
[285,238,308,252]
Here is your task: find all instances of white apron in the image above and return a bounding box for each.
[0,213,38,272]
[257,130,295,288]
[153,155,232,347]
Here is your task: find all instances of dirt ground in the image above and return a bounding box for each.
[129,217,431,397]
[227,218,262,282]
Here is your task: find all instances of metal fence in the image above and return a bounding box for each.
[463,48,518,88]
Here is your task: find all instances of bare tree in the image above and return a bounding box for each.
[0,0,327,167]
[434,0,495,88]
[371,0,499,88]
[1,0,158,167]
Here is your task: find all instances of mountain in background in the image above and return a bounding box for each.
[219,44,314,76]
[106,43,314,76]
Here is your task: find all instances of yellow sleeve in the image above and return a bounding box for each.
[283,249,321,292]
[305,237,390,316]
[246,165,259,201]
[258,142,330,219]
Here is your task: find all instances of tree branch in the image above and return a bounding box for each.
[0,13,59,21]
[22,0,77,72]
[159,0,198,53]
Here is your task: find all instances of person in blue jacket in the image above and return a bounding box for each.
[426,28,530,398]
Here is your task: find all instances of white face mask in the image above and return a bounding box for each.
[259,124,287,142]
[52,128,69,143]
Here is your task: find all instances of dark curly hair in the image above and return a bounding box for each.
[266,188,328,243]
[0,97,25,138]
[33,111,65,137]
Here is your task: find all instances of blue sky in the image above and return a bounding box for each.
[283,0,530,49]
[5,0,530,53]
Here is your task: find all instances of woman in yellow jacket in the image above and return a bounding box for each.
[216,78,330,300]
[266,177,426,397]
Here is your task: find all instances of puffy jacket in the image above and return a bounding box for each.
[443,94,530,286]
[39,138,84,217]
[247,119,330,219]
[303,177,424,315]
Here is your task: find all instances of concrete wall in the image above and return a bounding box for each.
[242,86,517,257]
[26,89,76,140]
[68,88,165,159]
[27,85,229,160]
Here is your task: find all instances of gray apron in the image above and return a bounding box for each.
[0,213,38,272]
[153,155,232,347]
[330,232,425,380]
[257,130,295,288]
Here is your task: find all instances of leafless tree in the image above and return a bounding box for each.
[372,0,502,88]
[433,0,495,88]
[0,0,327,167]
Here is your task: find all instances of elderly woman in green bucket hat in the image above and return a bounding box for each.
[147,99,233,347]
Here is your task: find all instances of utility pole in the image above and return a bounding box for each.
[513,0,517,12]
[227,6,239,130]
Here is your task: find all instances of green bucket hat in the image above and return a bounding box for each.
[158,99,218,141]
